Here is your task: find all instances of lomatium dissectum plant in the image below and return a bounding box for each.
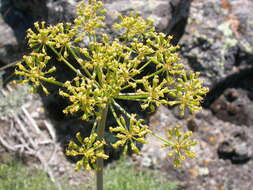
[15,1,208,190]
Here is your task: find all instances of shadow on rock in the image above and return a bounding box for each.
[167,0,192,45]
[0,0,47,44]
[218,131,252,164]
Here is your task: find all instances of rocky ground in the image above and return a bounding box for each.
[0,86,94,188]
[1,0,253,190]
[134,105,253,190]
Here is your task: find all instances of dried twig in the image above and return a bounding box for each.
[21,105,41,133]
[0,84,62,189]
[0,61,19,71]
[44,120,56,141]
[0,136,17,151]
[47,144,58,164]
[12,113,38,149]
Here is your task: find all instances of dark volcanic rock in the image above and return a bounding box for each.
[134,106,253,190]
[180,0,253,86]
[46,0,77,24]
[179,0,253,131]
[0,0,47,65]
[209,88,253,126]
[0,0,47,43]
[218,131,252,164]
[0,14,20,64]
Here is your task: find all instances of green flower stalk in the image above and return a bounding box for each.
[15,0,208,190]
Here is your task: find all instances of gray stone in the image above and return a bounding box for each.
[105,0,190,34]
[218,131,252,164]
[180,0,253,86]
[137,105,253,190]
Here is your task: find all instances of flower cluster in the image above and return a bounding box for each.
[15,53,57,94]
[161,126,197,168]
[109,114,151,154]
[59,77,108,121]
[74,0,105,35]
[15,0,208,170]
[66,132,108,170]
[27,22,74,50]
[168,71,208,115]
[113,12,154,39]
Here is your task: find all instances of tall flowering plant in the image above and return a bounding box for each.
[15,1,208,189]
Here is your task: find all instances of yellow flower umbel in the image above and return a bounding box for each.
[161,126,197,168]
[168,71,208,115]
[66,132,109,171]
[109,114,151,154]
[15,0,208,176]
[15,53,59,94]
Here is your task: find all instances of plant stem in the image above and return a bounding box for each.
[39,76,65,87]
[49,46,83,77]
[151,132,171,145]
[116,92,148,100]
[67,46,93,78]
[96,104,109,190]
[145,68,163,79]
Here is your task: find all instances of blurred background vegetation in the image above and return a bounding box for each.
[0,157,178,190]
